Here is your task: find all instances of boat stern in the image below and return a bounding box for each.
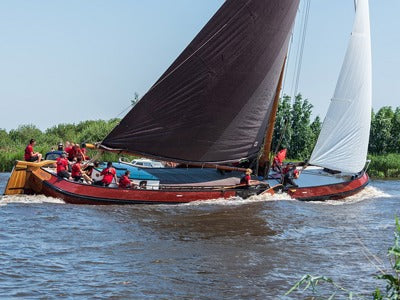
[4,160,55,195]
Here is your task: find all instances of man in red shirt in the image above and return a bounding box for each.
[24,139,42,162]
[74,144,84,161]
[282,163,299,187]
[65,143,75,162]
[56,153,70,179]
[240,168,252,186]
[100,162,118,187]
[119,170,135,189]
[71,157,93,184]
[80,143,90,160]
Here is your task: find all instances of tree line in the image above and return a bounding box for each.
[271,94,400,159]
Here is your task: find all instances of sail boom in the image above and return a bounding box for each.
[99,145,249,172]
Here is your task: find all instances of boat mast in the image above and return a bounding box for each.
[259,58,287,177]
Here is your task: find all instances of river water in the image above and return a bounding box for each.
[0,172,399,299]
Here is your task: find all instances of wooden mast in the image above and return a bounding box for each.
[259,58,287,176]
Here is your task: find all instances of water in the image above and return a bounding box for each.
[0,173,399,299]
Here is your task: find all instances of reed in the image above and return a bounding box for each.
[368,154,400,179]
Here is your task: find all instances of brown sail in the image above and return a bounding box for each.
[100,0,300,164]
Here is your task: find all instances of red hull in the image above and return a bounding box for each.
[38,170,241,205]
[25,167,369,205]
[287,173,369,201]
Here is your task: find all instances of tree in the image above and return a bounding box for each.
[310,115,321,149]
[77,118,120,143]
[0,129,11,149]
[272,95,292,153]
[369,107,394,154]
[8,124,43,146]
[45,123,79,143]
[289,94,314,159]
[271,94,319,159]
[389,107,400,153]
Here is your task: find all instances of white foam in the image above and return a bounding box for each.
[179,184,390,207]
[0,195,65,206]
[312,185,391,206]
[179,191,294,207]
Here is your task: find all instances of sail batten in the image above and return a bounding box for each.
[100,0,299,164]
[309,0,371,173]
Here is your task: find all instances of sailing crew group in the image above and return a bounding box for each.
[25,139,139,189]
[25,138,300,190]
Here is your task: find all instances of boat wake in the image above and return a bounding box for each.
[181,191,294,207]
[314,185,391,206]
[0,195,65,206]
[182,184,391,207]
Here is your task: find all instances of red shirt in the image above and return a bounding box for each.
[75,147,83,160]
[71,162,82,177]
[56,157,69,173]
[101,167,116,184]
[24,144,33,161]
[80,148,89,160]
[65,147,74,160]
[119,175,131,188]
[283,166,299,178]
[240,174,251,186]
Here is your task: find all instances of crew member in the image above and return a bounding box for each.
[56,152,70,179]
[100,162,118,187]
[240,168,252,186]
[80,143,90,160]
[71,157,93,184]
[272,149,287,172]
[65,143,75,161]
[119,170,135,189]
[57,142,64,151]
[24,139,42,162]
[282,163,299,187]
[74,144,83,161]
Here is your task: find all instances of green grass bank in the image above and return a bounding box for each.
[367,153,400,179]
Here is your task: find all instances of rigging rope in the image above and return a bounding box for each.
[353,226,387,275]
[291,0,311,101]
[274,0,311,159]
[115,104,135,119]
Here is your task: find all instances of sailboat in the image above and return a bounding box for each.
[4,0,371,204]
[285,0,372,200]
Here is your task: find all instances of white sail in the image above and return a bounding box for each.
[309,0,372,173]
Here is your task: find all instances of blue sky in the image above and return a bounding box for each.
[0,0,398,131]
